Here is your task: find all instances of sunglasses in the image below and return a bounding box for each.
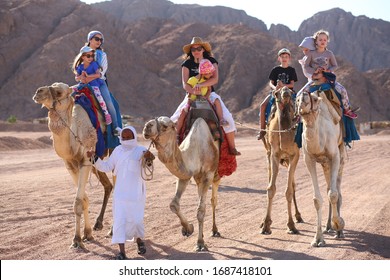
[93,37,103,42]
[82,54,94,59]
[191,46,203,52]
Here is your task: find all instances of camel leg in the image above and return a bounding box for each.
[91,168,113,231]
[304,154,325,247]
[292,180,304,223]
[285,154,299,234]
[334,144,345,239]
[82,192,93,241]
[320,163,334,234]
[210,174,221,237]
[328,153,345,236]
[64,161,84,249]
[170,179,194,237]
[194,175,212,251]
[65,159,93,249]
[261,152,279,234]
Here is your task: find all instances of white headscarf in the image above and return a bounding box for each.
[118,125,138,150]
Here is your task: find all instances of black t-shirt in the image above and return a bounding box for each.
[268,66,298,89]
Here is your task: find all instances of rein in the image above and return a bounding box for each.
[141,117,161,181]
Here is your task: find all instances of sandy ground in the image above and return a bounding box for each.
[0,122,389,260]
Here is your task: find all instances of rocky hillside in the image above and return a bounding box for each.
[0,0,389,124]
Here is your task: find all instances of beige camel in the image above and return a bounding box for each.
[143,116,220,251]
[33,82,113,249]
[260,87,302,235]
[297,89,345,247]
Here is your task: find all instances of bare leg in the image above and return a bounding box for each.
[225,132,241,155]
[258,95,271,140]
[214,99,223,121]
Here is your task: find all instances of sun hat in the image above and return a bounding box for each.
[278,48,291,56]
[79,46,94,54]
[183,37,212,54]
[87,30,104,43]
[199,59,215,75]
[299,36,316,51]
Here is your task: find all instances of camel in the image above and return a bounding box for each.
[142,116,220,251]
[296,89,345,247]
[260,86,303,235]
[32,82,113,249]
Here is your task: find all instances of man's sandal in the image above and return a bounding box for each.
[137,241,146,255]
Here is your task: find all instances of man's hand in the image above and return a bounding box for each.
[143,151,155,161]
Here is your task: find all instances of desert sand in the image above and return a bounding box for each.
[0,121,389,260]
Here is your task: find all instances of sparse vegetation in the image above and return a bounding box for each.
[7,115,17,123]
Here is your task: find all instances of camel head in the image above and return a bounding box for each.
[33,82,73,110]
[276,86,293,106]
[296,91,321,116]
[143,116,176,142]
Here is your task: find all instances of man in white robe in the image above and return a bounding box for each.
[90,125,154,260]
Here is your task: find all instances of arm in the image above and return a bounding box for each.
[93,150,116,173]
[182,66,196,94]
[99,51,108,78]
[304,51,315,76]
[326,51,338,73]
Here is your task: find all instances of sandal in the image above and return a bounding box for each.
[137,241,146,255]
[115,252,126,260]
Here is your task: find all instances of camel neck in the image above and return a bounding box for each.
[155,136,191,180]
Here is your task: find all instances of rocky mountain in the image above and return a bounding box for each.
[0,0,389,124]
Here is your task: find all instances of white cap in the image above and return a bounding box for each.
[299,37,316,50]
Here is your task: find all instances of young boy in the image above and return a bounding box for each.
[88,126,155,260]
[258,48,298,140]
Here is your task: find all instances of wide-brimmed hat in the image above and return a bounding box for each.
[183,37,212,54]
[299,36,316,51]
[278,48,291,56]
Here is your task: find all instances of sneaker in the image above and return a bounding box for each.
[344,109,357,119]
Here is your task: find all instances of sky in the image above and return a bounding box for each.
[81,0,390,31]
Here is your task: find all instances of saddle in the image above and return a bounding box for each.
[180,97,223,144]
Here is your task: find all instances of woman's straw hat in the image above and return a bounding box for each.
[183,37,212,54]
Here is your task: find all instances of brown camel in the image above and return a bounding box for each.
[260,86,303,235]
[33,82,113,249]
[143,116,220,251]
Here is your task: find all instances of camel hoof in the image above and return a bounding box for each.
[93,220,104,231]
[182,224,194,237]
[287,228,299,234]
[260,229,272,235]
[334,231,345,239]
[70,241,85,250]
[311,240,326,247]
[195,244,208,252]
[82,235,94,242]
[212,231,221,237]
